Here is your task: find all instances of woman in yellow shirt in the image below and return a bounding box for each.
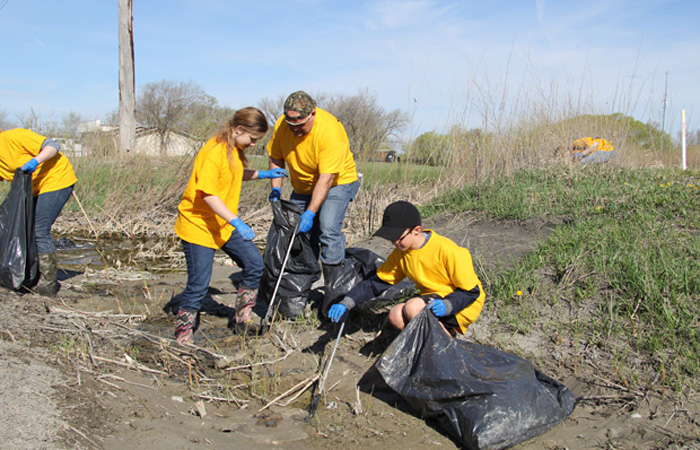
[0,128,78,295]
[164,108,286,344]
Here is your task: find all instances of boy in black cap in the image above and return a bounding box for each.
[327,201,485,335]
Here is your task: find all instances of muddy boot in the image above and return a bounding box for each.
[34,252,58,296]
[175,309,198,344]
[232,287,260,335]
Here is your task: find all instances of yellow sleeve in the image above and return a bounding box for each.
[376,249,406,285]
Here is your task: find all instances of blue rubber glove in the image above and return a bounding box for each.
[229,218,255,241]
[21,158,39,174]
[269,187,282,202]
[425,299,446,317]
[257,168,287,179]
[297,210,315,233]
[328,304,347,323]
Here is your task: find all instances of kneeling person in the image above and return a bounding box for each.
[327,201,485,336]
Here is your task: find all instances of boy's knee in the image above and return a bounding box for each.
[403,296,427,319]
[388,304,405,330]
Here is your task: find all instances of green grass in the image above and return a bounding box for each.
[356,161,443,189]
[427,165,700,390]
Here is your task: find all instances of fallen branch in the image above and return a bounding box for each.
[44,298,227,361]
[258,373,320,413]
[99,373,157,390]
[91,354,168,375]
[280,374,320,407]
[193,392,249,408]
[66,424,102,449]
[226,350,294,372]
[0,328,16,342]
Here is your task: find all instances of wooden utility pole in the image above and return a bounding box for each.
[118,0,135,153]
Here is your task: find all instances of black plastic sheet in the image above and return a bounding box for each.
[0,169,39,291]
[322,247,416,315]
[258,199,320,319]
[369,309,578,450]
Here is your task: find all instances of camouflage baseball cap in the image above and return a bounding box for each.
[284,91,316,119]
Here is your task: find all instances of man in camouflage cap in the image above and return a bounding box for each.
[266,90,360,296]
[283,91,316,119]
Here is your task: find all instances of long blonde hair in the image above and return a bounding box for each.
[215,107,268,168]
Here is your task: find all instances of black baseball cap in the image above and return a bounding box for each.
[373,201,422,241]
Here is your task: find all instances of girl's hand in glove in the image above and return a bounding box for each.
[230,218,255,241]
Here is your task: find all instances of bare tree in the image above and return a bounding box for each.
[118,0,136,153]
[17,109,59,135]
[258,94,286,126]
[324,89,407,160]
[136,80,227,154]
[258,89,407,160]
[0,110,13,130]
[61,111,83,139]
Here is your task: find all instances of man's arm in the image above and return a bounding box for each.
[269,157,286,189]
[306,173,336,214]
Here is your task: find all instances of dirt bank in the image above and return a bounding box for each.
[0,214,698,449]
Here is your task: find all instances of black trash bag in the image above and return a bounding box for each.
[367,309,578,450]
[0,169,39,291]
[258,199,320,319]
[322,247,416,315]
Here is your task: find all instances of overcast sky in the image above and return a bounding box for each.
[1,0,698,139]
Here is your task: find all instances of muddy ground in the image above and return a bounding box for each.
[1,213,699,449]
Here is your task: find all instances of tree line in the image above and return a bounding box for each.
[1,84,695,164]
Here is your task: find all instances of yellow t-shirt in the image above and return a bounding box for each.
[267,108,358,195]
[572,137,613,154]
[377,230,485,333]
[0,128,78,196]
[174,137,244,249]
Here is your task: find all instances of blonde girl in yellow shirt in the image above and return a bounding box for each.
[164,108,286,344]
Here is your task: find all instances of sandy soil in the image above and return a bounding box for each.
[1,213,699,449]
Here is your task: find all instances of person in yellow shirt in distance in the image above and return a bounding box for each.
[165,108,286,344]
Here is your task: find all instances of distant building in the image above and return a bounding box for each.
[73,121,203,157]
[77,120,116,134]
[134,128,202,156]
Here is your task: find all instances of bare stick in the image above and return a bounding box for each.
[258,373,320,413]
[193,393,248,408]
[280,374,321,407]
[225,350,294,372]
[91,354,168,375]
[67,424,102,449]
[0,328,16,342]
[71,191,99,238]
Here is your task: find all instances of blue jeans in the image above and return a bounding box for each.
[575,151,613,164]
[290,180,360,265]
[176,229,264,312]
[34,185,74,253]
